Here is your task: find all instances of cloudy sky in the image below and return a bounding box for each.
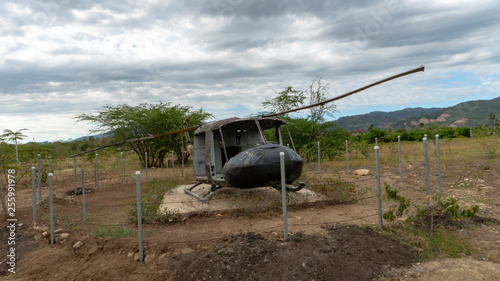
[1,0,499,142]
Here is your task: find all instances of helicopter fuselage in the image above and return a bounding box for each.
[192,117,303,189]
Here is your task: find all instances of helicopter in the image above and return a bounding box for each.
[70,65,425,201]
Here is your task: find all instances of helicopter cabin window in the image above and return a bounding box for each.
[259,119,285,146]
[262,125,283,145]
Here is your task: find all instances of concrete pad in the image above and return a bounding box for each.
[158,184,327,216]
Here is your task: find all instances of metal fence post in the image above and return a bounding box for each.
[398,136,402,181]
[436,134,442,195]
[0,172,7,218]
[120,152,124,184]
[37,154,42,206]
[172,151,175,177]
[32,167,36,223]
[136,171,144,262]
[375,137,378,146]
[95,153,99,189]
[375,146,383,230]
[423,137,430,207]
[73,157,77,195]
[145,152,148,182]
[49,173,54,244]
[82,169,86,222]
[181,151,185,177]
[317,142,321,173]
[280,152,288,240]
[346,140,349,173]
[48,156,52,174]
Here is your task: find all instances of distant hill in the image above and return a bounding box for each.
[335,97,500,131]
[335,107,444,131]
[73,132,113,142]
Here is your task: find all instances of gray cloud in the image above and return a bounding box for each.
[1,0,499,142]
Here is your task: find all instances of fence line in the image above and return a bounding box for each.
[26,137,448,257]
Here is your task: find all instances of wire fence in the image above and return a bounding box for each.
[2,136,452,263]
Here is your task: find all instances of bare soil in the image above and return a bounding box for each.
[1,148,500,280]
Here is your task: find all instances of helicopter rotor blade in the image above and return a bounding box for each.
[69,125,200,158]
[263,65,425,117]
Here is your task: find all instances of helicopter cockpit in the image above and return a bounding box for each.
[192,117,296,186]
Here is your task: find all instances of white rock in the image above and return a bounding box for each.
[354,169,370,176]
[60,233,70,239]
[73,241,84,249]
[145,253,156,263]
[181,248,194,254]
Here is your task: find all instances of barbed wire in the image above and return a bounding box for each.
[103,212,382,246]
[16,153,456,251]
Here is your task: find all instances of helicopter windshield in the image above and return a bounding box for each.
[217,117,287,164]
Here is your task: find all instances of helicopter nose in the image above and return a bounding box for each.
[223,144,303,189]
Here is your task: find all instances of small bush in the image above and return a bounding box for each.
[383,184,410,222]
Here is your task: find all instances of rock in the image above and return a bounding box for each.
[42,231,50,238]
[18,223,24,227]
[158,253,169,262]
[134,252,141,261]
[412,246,424,252]
[60,233,70,239]
[54,228,64,233]
[145,253,156,263]
[73,241,84,249]
[181,248,194,254]
[354,169,370,176]
[128,252,135,258]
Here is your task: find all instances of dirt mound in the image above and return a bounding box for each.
[168,225,418,281]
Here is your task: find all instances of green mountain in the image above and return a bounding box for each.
[335,107,444,131]
[335,97,500,131]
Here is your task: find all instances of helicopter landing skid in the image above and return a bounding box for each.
[184,183,223,202]
[272,181,306,192]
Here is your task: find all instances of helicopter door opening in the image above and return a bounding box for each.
[193,132,206,178]
[211,129,224,180]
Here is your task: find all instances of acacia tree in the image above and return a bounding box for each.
[2,128,29,163]
[76,102,212,167]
